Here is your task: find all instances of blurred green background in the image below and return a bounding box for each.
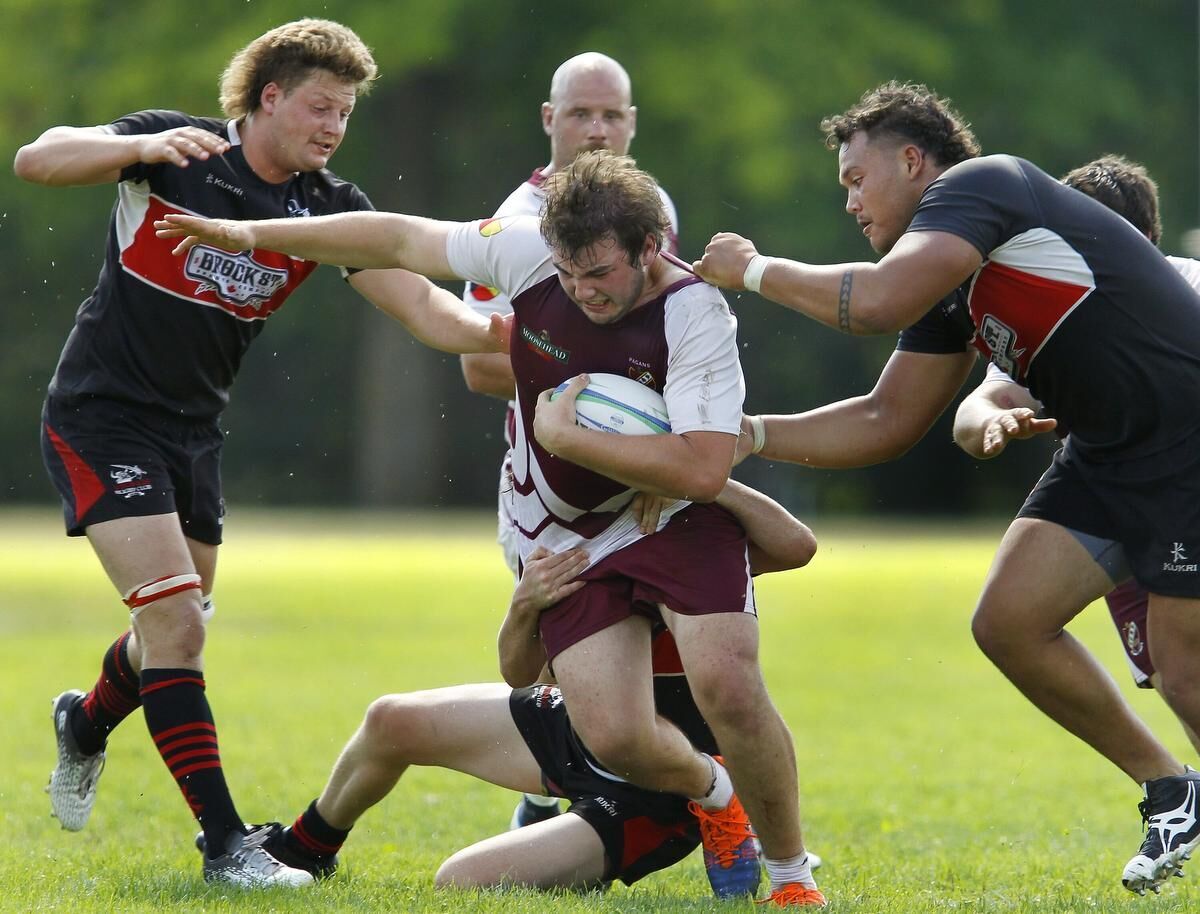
[2,0,1196,519]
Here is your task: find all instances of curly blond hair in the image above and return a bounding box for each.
[220,19,377,119]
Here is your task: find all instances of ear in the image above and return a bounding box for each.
[259,81,282,115]
[627,105,638,141]
[640,232,658,266]
[541,102,554,137]
[902,143,926,177]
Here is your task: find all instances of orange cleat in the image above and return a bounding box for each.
[687,757,761,898]
[757,882,828,907]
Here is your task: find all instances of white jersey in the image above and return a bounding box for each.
[446,215,742,567]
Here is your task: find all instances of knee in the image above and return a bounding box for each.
[580,723,653,779]
[434,851,491,890]
[136,595,207,664]
[360,695,425,761]
[971,598,1021,660]
[689,667,768,730]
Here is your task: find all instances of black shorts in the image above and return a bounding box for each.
[509,685,700,886]
[41,395,224,544]
[1018,435,1200,597]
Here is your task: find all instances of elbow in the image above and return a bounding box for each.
[682,470,729,504]
[790,527,818,568]
[13,145,45,184]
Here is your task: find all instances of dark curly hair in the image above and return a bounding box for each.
[1062,155,1161,246]
[821,81,981,167]
[540,150,668,265]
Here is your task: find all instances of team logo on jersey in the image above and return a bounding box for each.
[285,199,311,218]
[627,360,657,388]
[1123,620,1145,657]
[468,282,499,302]
[183,245,290,309]
[978,314,1026,379]
[479,217,510,237]
[521,325,570,362]
[1164,542,1198,573]
[110,464,152,499]
[532,685,564,709]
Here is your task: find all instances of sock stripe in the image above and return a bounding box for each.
[292,817,342,856]
[141,676,206,697]
[112,631,135,685]
[173,760,225,780]
[151,720,217,744]
[159,733,220,755]
[165,747,223,771]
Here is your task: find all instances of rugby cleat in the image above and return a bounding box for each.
[509,795,562,830]
[47,689,105,831]
[197,822,338,880]
[202,824,315,888]
[1122,766,1200,895]
[756,882,828,907]
[688,758,761,898]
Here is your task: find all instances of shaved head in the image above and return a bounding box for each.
[548,53,632,107]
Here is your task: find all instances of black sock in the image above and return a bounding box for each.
[74,631,141,756]
[139,668,245,856]
[287,799,350,860]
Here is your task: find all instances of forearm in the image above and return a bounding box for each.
[461,352,517,399]
[497,605,547,688]
[548,429,734,502]
[13,127,137,186]
[757,400,918,468]
[248,212,456,276]
[715,480,816,573]
[355,270,499,354]
[758,258,909,334]
[952,394,1002,459]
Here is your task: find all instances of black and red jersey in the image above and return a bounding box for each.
[48,109,374,419]
[898,154,1200,460]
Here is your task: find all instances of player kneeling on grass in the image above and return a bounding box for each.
[200,481,822,902]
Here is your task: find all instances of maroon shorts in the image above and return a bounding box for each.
[1105,578,1154,687]
[538,502,754,661]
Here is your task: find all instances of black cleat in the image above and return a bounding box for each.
[1123,767,1200,895]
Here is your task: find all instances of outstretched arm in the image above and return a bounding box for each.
[14,125,230,187]
[694,230,982,335]
[155,210,459,278]
[498,547,589,688]
[747,349,976,468]
[953,376,1056,459]
[348,269,509,355]
[715,480,817,575]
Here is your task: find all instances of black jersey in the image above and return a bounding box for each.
[47,109,374,419]
[898,154,1200,460]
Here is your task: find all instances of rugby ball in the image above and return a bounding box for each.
[551,372,671,436]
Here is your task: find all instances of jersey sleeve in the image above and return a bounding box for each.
[105,110,212,184]
[896,292,974,354]
[662,285,744,436]
[444,215,552,299]
[906,155,1034,258]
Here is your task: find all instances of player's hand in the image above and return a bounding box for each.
[534,373,587,455]
[694,233,759,289]
[154,213,255,255]
[487,312,513,353]
[136,127,230,169]
[512,546,589,613]
[631,492,670,535]
[981,407,1058,456]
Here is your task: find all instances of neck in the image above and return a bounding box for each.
[637,253,687,305]
[237,115,295,185]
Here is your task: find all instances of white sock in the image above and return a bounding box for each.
[691,754,734,811]
[764,853,816,890]
[523,792,559,807]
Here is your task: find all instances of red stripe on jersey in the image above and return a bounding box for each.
[968,260,1092,380]
[120,194,317,321]
[621,815,691,871]
[44,424,106,524]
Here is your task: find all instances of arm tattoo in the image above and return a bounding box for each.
[837,269,854,333]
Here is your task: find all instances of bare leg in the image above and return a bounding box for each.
[1147,594,1200,755]
[1148,674,1200,756]
[972,518,1182,783]
[435,813,606,889]
[663,607,803,860]
[316,684,544,829]
[551,615,712,797]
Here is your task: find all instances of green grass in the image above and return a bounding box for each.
[0,509,1195,912]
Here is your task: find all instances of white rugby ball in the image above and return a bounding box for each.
[551,372,671,436]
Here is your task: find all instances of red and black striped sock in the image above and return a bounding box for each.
[139,668,244,856]
[287,799,350,861]
[73,631,141,756]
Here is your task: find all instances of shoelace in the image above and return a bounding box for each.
[758,883,826,907]
[689,801,756,868]
[76,754,105,798]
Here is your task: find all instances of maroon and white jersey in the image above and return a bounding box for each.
[48,109,373,419]
[446,216,743,567]
[903,155,1200,460]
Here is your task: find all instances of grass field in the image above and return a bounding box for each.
[0,508,1195,913]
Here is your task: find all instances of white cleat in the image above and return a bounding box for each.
[47,689,105,831]
[203,825,315,888]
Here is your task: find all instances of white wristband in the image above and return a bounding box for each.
[742,254,771,293]
[747,415,767,454]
